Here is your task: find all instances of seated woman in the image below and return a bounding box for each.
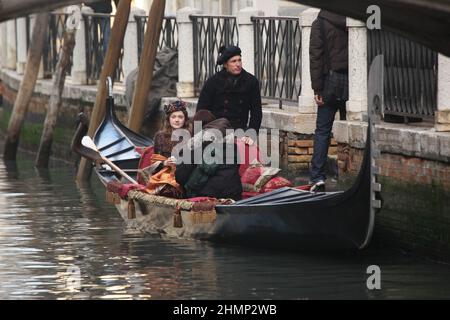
[175,110,243,201]
[154,100,191,159]
[144,100,191,198]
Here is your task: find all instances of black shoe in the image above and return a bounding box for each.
[310,180,326,192]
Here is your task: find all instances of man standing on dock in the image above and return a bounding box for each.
[85,0,113,55]
[309,10,349,191]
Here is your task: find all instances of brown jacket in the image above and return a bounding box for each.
[310,10,348,95]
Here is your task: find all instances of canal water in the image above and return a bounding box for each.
[1,144,450,300]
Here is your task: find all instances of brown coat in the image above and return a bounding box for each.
[310,10,348,95]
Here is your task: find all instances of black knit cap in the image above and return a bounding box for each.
[216,45,242,65]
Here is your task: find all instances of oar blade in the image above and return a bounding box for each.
[81,135,138,185]
[81,136,99,152]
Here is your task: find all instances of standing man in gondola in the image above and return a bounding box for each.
[196,45,262,145]
[309,10,349,191]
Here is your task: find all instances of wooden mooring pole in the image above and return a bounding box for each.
[76,0,131,182]
[3,12,49,161]
[127,0,166,132]
[35,29,76,168]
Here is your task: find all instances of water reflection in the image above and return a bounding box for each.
[0,152,450,299]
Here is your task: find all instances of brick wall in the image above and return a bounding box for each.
[285,132,337,172]
[0,80,129,162]
[1,81,48,116]
[336,144,450,260]
[338,144,450,190]
[378,154,450,189]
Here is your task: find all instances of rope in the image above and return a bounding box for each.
[127,190,195,211]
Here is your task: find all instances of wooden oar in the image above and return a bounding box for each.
[81,136,139,185]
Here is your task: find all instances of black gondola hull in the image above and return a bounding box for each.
[72,95,376,251]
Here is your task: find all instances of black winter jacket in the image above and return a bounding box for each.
[310,10,348,95]
[197,69,262,133]
[86,0,112,13]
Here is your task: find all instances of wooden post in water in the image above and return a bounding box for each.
[3,12,49,161]
[35,29,76,168]
[76,0,131,182]
[127,0,166,132]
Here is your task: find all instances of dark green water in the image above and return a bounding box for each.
[0,143,450,300]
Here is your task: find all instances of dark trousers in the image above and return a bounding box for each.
[310,100,346,183]
[92,17,111,62]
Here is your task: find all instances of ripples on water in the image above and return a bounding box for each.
[0,150,450,300]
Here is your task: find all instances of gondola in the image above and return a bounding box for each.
[72,78,380,251]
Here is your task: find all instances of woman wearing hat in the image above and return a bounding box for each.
[197,45,262,145]
[140,100,191,198]
[153,100,191,165]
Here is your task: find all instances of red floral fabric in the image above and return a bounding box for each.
[236,140,261,177]
[136,146,155,185]
[261,176,293,193]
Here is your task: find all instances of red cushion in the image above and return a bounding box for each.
[236,140,261,177]
[261,176,293,193]
[241,163,281,192]
[136,146,155,185]
[241,165,264,186]
[136,146,155,170]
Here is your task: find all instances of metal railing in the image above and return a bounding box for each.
[253,16,301,102]
[135,15,178,62]
[23,16,38,63]
[23,13,71,78]
[43,13,71,78]
[25,16,31,53]
[84,13,124,83]
[368,30,438,120]
[191,14,239,95]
